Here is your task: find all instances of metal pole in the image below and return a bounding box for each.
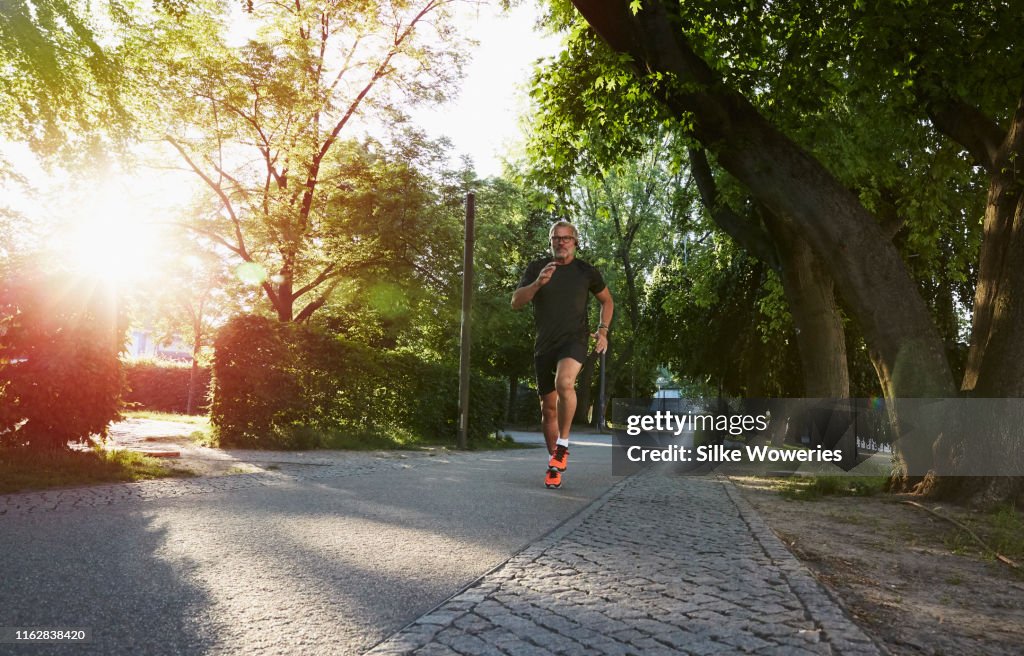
[457,192,475,449]
[597,349,607,432]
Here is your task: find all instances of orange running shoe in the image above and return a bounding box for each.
[545,468,562,489]
[548,444,569,472]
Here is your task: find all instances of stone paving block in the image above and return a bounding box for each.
[438,631,498,655]
[411,642,463,656]
[452,612,493,633]
[368,471,884,656]
[718,632,774,652]
[417,610,464,625]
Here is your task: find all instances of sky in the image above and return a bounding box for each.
[410,2,563,177]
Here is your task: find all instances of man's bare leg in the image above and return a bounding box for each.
[540,391,559,454]
[554,357,583,443]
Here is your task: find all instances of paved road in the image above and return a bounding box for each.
[0,435,618,655]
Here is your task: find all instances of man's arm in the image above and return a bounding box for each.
[592,286,614,353]
[511,262,557,309]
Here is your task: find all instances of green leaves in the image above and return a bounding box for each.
[122,0,474,322]
[0,265,128,449]
[0,0,132,157]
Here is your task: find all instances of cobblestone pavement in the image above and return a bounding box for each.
[366,471,884,656]
[0,450,459,517]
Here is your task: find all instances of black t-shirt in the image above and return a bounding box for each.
[518,257,606,356]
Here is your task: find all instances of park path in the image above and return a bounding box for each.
[366,469,884,656]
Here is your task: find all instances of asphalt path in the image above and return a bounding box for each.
[0,432,617,655]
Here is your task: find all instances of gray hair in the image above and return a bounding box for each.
[548,220,579,245]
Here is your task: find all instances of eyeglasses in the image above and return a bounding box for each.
[550,236,575,244]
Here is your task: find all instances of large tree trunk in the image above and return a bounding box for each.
[572,0,956,484]
[956,94,1024,397]
[923,92,1024,503]
[689,148,848,398]
[766,219,850,398]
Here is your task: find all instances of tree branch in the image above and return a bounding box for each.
[292,262,338,300]
[165,136,252,260]
[923,90,1007,172]
[297,0,444,232]
[688,147,780,271]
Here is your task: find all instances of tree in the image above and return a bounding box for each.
[466,177,544,422]
[564,0,1022,498]
[687,147,850,398]
[141,0,470,322]
[526,36,850,400]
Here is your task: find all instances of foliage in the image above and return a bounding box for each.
[463,177,547,389]
[647,243,802,397]
[133,0,471,322]
[0,265,127,450]
[527,1,998,399]
[0,0,132,156]
[210,315,505,449]
[123,360,212,415]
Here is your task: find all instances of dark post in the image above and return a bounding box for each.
[457,192,475,449]
[596,350,607,432]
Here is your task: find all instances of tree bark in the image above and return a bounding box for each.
[921,91,1024,503]
[950,92,1024,397]
[765,217,850,398]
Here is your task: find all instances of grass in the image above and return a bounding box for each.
[775,475,889,501]
[314,426,536,451]
[988,503,1024,561]
[122,410,210,425]
[122,411,215,446]
[944,502,1024,564]
[0,447,195,495]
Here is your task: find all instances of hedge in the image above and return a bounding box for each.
[210,315,505,449]
[122,360,211,414]
[1,270,125,450]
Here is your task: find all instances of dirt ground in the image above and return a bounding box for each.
[732,477,1024,656]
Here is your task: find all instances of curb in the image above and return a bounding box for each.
[723,476,889,655]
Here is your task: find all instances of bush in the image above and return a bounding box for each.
[210,315,505,449]
[0,269,126,450]
[123,360,211,414]
[210,316,305,447]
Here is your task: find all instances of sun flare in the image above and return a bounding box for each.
[55,180,168,287]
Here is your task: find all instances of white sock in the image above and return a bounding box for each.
[556,437,569,447]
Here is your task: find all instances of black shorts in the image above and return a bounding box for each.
[534,341,588,396]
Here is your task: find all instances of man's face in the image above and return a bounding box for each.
[550,227,577,262]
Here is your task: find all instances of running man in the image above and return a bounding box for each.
[511,221,614,488]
